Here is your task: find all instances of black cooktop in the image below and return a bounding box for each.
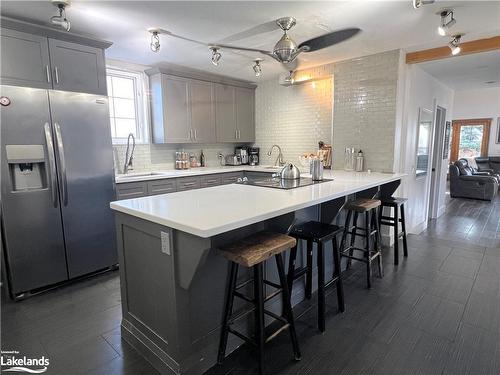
[236,177,332,190]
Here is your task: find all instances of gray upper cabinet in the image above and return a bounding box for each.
[235,87,255,142]
[48,39,107,95]
[215,84,237,142]
[149,69,255,144]
[0,28,51,89]
[190,80,216,143]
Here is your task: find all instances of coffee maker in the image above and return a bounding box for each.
[235,146,248,165]
[248,147,259,166]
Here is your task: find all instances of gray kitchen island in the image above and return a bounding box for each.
[110,170,405,375]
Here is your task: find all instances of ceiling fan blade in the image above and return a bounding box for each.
[298,28,361,52]
[216,43,274,57]
[218,20,279,43]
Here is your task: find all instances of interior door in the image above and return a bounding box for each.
[450,118,492,162]
[0,85,68,294]
[215,84,237,142]
[49,90,117,278]
[235,87,255,142]
[48,39,106,95]
[189,80,216,143]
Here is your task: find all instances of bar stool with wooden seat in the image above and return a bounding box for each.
[287,221,345,333]
[340,198,383,289]
[378,197,408,265]
[217,231,301,375]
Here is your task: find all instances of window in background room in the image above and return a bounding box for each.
[107,68,148,143]
[450,118,491,162]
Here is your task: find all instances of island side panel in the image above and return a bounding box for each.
[115,213,182,374]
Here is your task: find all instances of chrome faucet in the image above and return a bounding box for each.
[123,133,135,174]
[267,144,284,166]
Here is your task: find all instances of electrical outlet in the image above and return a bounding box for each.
[161,231,170,255]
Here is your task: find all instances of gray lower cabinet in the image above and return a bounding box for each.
[200,174,222,188]
[221,172,244,184]
[48,39,107,95]
[148,179,177,195]
[116,181,148,200]
[176,176,201,191]
[0,28,51,89]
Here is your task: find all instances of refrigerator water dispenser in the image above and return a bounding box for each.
[6,145,47,191]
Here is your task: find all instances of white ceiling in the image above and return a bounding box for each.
[1,1,500,82]
[418,50,500,90]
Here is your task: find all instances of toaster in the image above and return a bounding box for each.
[225,154,242,166]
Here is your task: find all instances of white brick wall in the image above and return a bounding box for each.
[112,143,235,173]
[254,50,400,172]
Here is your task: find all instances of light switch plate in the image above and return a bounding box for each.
[161,231,170,255]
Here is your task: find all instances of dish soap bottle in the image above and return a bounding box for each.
[200,149,205,167]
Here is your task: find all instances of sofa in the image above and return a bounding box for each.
[450,160,498,201]
[459,158,500,183]
[475,156,500,175]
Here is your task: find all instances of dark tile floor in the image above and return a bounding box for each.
[2,194,499,375]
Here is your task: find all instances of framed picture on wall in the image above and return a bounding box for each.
[443,121,451,159]
[497,117,500,144]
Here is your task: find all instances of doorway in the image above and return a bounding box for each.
[450,118,492,162]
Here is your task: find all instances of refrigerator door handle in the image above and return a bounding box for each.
[44,122,58,208]
[54,122,68,206]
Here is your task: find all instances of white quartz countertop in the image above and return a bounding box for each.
[114,165,282,183]
[110,170,406,238]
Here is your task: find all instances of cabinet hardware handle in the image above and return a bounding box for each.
[54,66,60,84]
[235,129,238,139]
[194,129,197,140]
[46,65,51,83]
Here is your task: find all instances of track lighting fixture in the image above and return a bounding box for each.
[209,47,222,66]
[252,59,263,77]
[448,34,462,56]
[437,10,456,36]
[50,1,71,32]
[413,0,435,9]
[147,29,161,53]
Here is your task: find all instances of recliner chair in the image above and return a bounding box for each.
[450,160,498,201]
[459,158,500,183]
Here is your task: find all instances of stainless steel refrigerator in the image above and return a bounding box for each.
[1,85,117,298]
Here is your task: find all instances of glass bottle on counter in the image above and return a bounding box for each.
[344,147,355,171]
[200,150,205,167]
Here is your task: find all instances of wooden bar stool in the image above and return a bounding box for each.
[340,198,383,289]
[217,231,301,375]
[378,197,408,265]
[287,221,345,333]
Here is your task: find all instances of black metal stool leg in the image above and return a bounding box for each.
[347,212,358,269]
[317,241,325,333]
[372,210,383,278]
[275,253,301,360]
[332,238,345,312]
[365,211,372,289]
[401,204,408,257]
[305,240,313,300]
[218,262,239,364]
[340,210,352,253]
[393,206,399,265]
[253,263,265,375]
[287,245,298,294]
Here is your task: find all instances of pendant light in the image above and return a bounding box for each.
[449,34,462,55]
[252,59,263,77]
[437,10,456,36]
[50,1,71,32]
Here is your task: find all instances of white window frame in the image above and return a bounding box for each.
[106,66,150,144]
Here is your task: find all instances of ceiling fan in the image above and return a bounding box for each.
[215,17,361,64]
[148,16,360,76]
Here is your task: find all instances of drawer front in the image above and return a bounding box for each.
[221,172,244,185]
[116,182,148,200]
[200,174,222,188]
[148,179,177,195]
[176,176,201,191]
